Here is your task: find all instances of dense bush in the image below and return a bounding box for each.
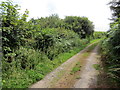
[101,20,120,84]
[64,16,94,38]
[35,28,82,60]
[29,15,94,39]
[101,0,120,85]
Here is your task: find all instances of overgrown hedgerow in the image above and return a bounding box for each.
[101,18,120,86]
[1,0,94,88]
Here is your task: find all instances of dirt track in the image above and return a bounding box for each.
[30,43,100,88]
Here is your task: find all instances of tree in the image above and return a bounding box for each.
[109,0,120,21]
[1,0,29,54]
[31,14,62,29]
[64,16,94,38]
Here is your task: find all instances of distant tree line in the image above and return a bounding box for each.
[29,14,94,38]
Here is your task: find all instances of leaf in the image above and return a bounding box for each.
[114,45,120,49]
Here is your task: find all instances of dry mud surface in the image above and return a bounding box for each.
[30,44,100,88]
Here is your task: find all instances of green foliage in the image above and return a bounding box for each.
[28,15,94,39]
[1,0,96,88]
[101,1,120,85]
[93,64,101,70]
[86,42,98,52]
[34,28,81,60]
[101,18,120,63]
[70,62,81,75]
[64,16,94,38]
[101,17,120,86]
[109,0,120,21]
[2,39,90,88]
[93,31,106,39]
[1,0,29,55]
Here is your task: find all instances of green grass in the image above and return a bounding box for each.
[93,64,101,70]
[90,38,103,44]
[70,62,81,75]
[76,75,81,79]
[83,52,89,57]
[53,39,100,71]
[52,44,88,69]
[86,42,98,52]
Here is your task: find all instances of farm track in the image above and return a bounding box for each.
[30,43,101,88]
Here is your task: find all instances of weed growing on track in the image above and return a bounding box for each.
[70,62,81,75]
[93,64,101,70]
[76,75,81,79]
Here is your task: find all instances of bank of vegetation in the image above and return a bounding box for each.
[0,0,104,88]
[100,0,120,87]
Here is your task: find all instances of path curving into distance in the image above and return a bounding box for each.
[30,43,100,88]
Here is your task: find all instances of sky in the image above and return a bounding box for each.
[1,0,112,31]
